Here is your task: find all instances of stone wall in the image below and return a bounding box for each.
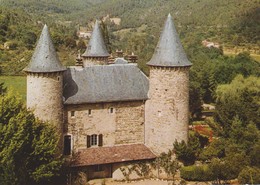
[82,57,108,67]
[64,101,145,151]
[27,72,64,133]
[145,66,190,154]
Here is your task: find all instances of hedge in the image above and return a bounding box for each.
[180,165,214,181]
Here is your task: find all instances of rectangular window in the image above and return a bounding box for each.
[64,135,71,155]
[90,134,98,146]
[71,111,75,117]
[109,108,114,114]
[87,134,103,148]
[88,109,92,116]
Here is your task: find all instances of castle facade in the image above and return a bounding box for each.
[24,14,191,180]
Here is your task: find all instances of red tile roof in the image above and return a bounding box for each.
[71,144,156,167]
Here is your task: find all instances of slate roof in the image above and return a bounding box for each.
[24,25,66,73]
[63,64,149,104]
[147,14,192,67]
[82,20,109,57]
[114,58,128,64]
[71,144,156,167]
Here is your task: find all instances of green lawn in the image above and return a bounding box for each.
[0,76,26,101]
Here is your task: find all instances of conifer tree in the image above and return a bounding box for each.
[0,91,63,185]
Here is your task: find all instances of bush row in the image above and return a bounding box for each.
[180,165,213,181]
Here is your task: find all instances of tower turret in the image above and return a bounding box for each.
[24,25,66,139]
[145,14,192,154]
[82,20,109,66]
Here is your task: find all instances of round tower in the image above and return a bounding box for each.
[24,25,66,138]
[145,14,192,155]
[81,20,109,66]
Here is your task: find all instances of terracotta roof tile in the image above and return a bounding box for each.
[71,144,156,167]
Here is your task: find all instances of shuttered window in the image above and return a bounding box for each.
[98,134,103,146]
[86,134,103,148]
[64,135,71,155]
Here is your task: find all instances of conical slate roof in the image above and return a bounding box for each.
[24,25,66,73]
[82,20,109,57]
[147,14,192,67]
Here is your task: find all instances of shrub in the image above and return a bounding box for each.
[174,135,201,166]
[238,167,260,184]
[180,165,213,181]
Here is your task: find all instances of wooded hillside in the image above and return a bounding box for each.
[0,0,259,75]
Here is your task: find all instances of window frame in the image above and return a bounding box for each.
[90,134,98,146]
[87,134,103,148]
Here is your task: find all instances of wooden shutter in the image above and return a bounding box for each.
[87,135,91,148]
[98,134,103,147]
[64,135,71,155]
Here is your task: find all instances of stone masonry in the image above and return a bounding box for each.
[83,57,108,67]
[145,67,189,154]
[27,72,64,133]
[64,101,145,151]
[25,14,191,181]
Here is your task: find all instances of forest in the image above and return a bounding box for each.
[0,0,260,184]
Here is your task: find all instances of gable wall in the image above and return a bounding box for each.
[64,101,145,151]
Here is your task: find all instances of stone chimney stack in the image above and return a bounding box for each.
[127,52,138,63]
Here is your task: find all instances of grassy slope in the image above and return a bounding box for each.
[0,76,26,101]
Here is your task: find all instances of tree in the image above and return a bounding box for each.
[100,20,112,53]
[249,141,260,168]
[77,38,86,52]
[215,75,260,132]
[174,135,200,166]
[0,91,63,185]
[65,36,76,48]
[22,31,37,49]
[0,83,7,95]
[238,167,260,184]
[189,81,202,119]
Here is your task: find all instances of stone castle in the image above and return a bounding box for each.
[24,14,192,180]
